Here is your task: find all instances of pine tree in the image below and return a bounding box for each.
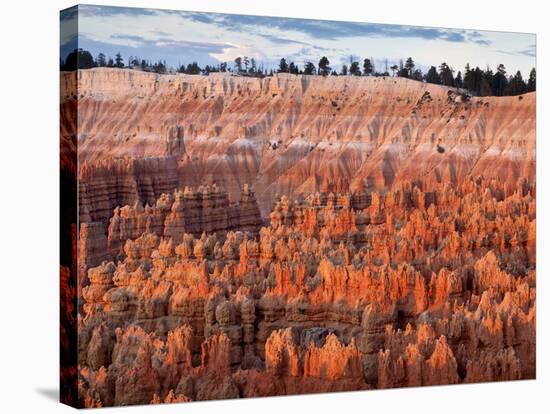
[278,58,289,73]
[438,62,454,86]
[390,64,398,76]
[481,67,494,96]
[405,57,415,77]
[96,52,106,67]
[473,67,484,95]
[397,59,408,77]
[318,56,331,76]
[463,63,473,91]
[340,64,348,76]
[425,66,441,84]
[412,69,423,81]
[465,64,486,95]
[492,64,507,96]
[289,62,299,74]
[527,68,536,92]
[115,52,124,68]
[507,70,526,95]
[187,62,200,75]
[363,58,373,76]
[234,57,242,72]
[455,71,463,88]
[303,61,316,75]
[349,61,361,76]
[153,60,166,74]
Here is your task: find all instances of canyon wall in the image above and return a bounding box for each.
[61,69,536,217]
[65,69,536,407]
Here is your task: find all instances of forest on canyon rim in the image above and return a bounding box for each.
[61,48,536,97]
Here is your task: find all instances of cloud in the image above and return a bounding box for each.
[255,33,311,46]
[519,43,536,57]
[497,43,536,57]
[177,11,219,24]
[518,49,535,57]
[182,11,488,44]
[466,31,491,45]
[78,4,159,18]
[153,38,228,51]
[151,30,171,36]
[472,39,491,45]
[67,33,230,67]
[72,5,495,53]
[210,45,268,65]
[110,34,146,42]
[107,33,227,51]
[496,50,516,56]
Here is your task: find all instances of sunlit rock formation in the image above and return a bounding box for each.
[64,69,535,407]
[62,69,535,217]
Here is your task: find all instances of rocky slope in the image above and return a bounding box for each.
[77,178,535,407]
[78,184,263,288]
[62,68,535,217]
[66,69,536,407]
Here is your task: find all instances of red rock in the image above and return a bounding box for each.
[68,69,535,407]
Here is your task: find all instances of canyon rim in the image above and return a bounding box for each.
[60,4,536,408]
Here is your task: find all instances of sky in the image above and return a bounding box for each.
[60,4,536,76]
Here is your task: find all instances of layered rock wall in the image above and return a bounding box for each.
[66,69,536,407]
[61,69,536,216]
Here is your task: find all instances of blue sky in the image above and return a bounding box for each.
[61,4,536,75]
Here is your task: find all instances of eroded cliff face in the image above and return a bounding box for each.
[62,68,535,217]
[76,178,535,407]
[68,69,535,407]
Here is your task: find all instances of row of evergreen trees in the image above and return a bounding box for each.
[60,49,124,71]
[267,55,535,96]
[60,48,536,96]
[423,62,535,96]
[60,48,226,75]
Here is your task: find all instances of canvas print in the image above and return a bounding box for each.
[60,4,536,408]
